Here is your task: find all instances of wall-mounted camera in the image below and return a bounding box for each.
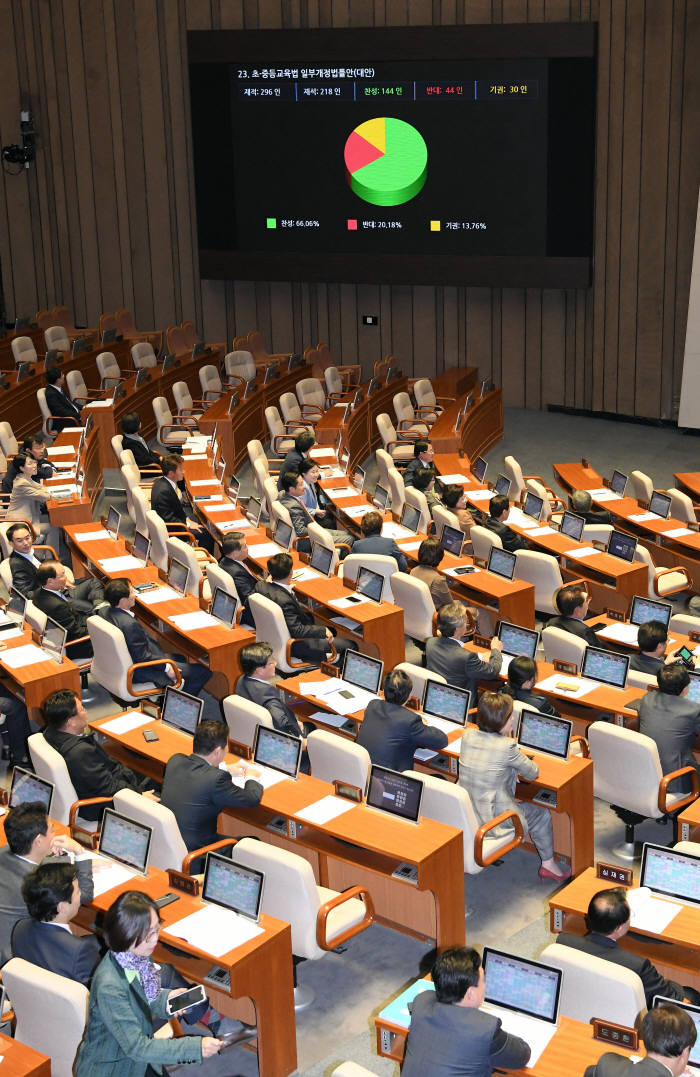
[2,110,36,169]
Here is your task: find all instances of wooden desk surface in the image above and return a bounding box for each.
[0,1032,51,1077]
[429,385,502,459]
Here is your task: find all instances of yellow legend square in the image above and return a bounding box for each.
[430,220,441,231]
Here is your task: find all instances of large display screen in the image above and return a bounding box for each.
[188,24,596,286]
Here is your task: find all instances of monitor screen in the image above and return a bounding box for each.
[400,503,421,533]
[132,531,151,564]
[685,671,700,705]
[42,617,67,660]
[356,566,384,603]
[522,492,543,521]
[253,725,302,778]
[373,484,389,511]
[98,809,152,875]
[161,685,204,735]
[422,680,471,727]
[607,530,636,562]
[610,470,627,496]
[7,589,27,622]
[228,474,240,504]
[581,645,629,689]
[352,465,366,492]
[246,496,262,525]
[517,709,572,760]
[640,843,700,905]
[560,511,585,542]
[487,547,516,580]
[652,997,700,1070]
[494,474,511,498]
[168,558,190,595]
[10,767,53,813]
[274,519,293,550]
[202,852,264,922]
[482,948,561,1024]
[211,587,237,626]
[343,649,383,694]
[649,490,672,519]
[440,524,464,556]
[472,457,488,483]
[227,392,239,414]
[629,595,672,629]
[497,621,539,659]
[453,407,463,434]
[106,507,121,539]
[365,765,423,824]
[310,542,333,576]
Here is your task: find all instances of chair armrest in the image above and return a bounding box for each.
[659,766,700,814]
[33,543,58,559]
[175,407,204,418]
[543,488,567,511]
[273,433,296,454]
[316,885,375,949]
[65,635,91,651]
[397,418,431,434]
[523,474,547,485]
[202,389,228,401]
[46,416,79,434]
[570,736,590,758]
[414,404,442,418]
[69,796,113,841]
[126,659,183,695]
[300,403,325,420]
[653,566,690,596]
[224,375,246,391]
[182,837,238,875]
[326,391,349,405]
[474,810,525,866]
[163,525,197,545]
[285,637,337,668]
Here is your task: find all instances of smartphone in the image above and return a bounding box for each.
[165,983,206,1016]
[453,566,477,575]
[154,892,180,909]
[674,645,694,668]
[143,729,159,742]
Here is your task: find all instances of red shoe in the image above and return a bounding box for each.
[538,864,572,883]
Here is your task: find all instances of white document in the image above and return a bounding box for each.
[247,542,283,557]
[230,765,287,790]
[48,484,78,495]
[99,555,144,571]
[322,683,379,714]
[329,615,362,631]
[627,887,682,932]
[343,504,372,518]
[328,594,371,610]
[89,858,139,897]
[297,680,338,698]
[220,520,252,531]
[481,1005,557,1068]
[0,625,23,640]
[165,906,263,957]
[1,644,51,669]
[327,488,361,500]
[294,795,356,825]
[85,399,114,408]
[629,512,657,522]
[291,567,320,582]
[170,611,220,631]
[382,523,414,539]
[438,473,471,484]
[101,711,153,734]
[444,565,480,577]
[137,586,181,605]
[535,673,599,699]
[467,489,495,502]
[309,447,336,459]
[205,503,238,513]
[190,479,220,487]
[527,526,556,536]
[424,715,461,736]
[662,527,694,538]
[564,546,599,559]
[75,529,112,541]
[47,445,75,456]
[596,622,641,644]
[62,427,84,433]
[506,509,540,529]
[414,747,439,761]
[307,710,349,729]
[182,454,208,460]
[319,467,346,479]
[397,540,423,551]
[591,489,622,502]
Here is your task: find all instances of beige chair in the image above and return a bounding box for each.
[539,943,645,1027]
[223,693,273,754]
[11,335,38,365]
[251,457,272,506]
[470,523,501,564]
[433,505,468,552]
[152,395,195,446]
[307,521,342,570]
[524,476,566,521]
[404,770,524,873]
[248,593,333,673]
[627,667,657,690]
[375,448,394,491]
[673,840,700,855]
[387,466,406,518]
[27,732,107,836]
[131,485,151,537]
[205,561,242,605]
[199,364,227,402]
[393,391,430,435]
[166,536,212,599]
[296,377,327,421]
[269,498,292,533]
[541,626,587,671]
[588,720,699,859]
[231,836,374,1008]
[25,600,92,684]
[113,789,234,873]
[376,412,416,464]
[413,378,451,421]
[87,614,181,703]
[325,365,359,403]
[630,470,654,503]
[172,380,205,420]
[503,456,526,502]
[280,391,315,432]
[66,368,101,406]
[340,553,397,603]
[146,509,188,571]
[224,349,256,383]
[513,550,563,616]
[0,421,18,458]
[633,543,690,599]
[111,433,125,465]
[582,523,613,548]
[404,486,432,535]
[37,386,78,437]
[264,475,282,516]
[331,1064,380,1077]
[131,341,157,368]
[265,405,296,455]
[670,613,700,637]
[2,958,89,1077]
[395,661,446,704]
[668,488,698,529]
[0,558,14,596]
[391,572,435,645]
[44,325,71,353]
[96,350,122,388]
[306,729,370,788]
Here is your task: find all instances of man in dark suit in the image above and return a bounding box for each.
[279,471,354,555]
[556,887,698,1007]
[506,655,561,717]
[425,602,503,697]
[250,552,355,665]
[546,583,600,647]
[8,524,104,611]
[571,488,613,526]
[629,621,670,676]
[32,561,94,658]
[0,802,93,965]
[150,452,215,553]
[584,1004,697,1077]
[44,366,82,432]
[351,510,407,572]
[402,947,530,1077]
[357,669,447,771]
[160,719,263,851]
[235,642,305,740]
[217,535,260,627]
[102,578,210,696]
[120,411,161,475]
[277,430,315,490]
[402,440,436,488]
[12,860,101,985]
[630,662,700,792]
[484,493,529,553]
[42,690,159,821]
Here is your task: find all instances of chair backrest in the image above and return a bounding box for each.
[390,572,435,642]
[393,391,416,426]
[264,476,282,514]
[341,553,396,603]
[165,536,205,599]
[582,523,613,546]
[247,439,268,473]
[113,788,187,871]
[404,486,431,535]
[0,421,18,457]
[432,504,462,541]
[627,668,657,690]
[2,957,88,1077]
[668,488,696,526]
[503,455,525,501]
[331,1064,381,1077]
[670,613,700,636]
[115,308,137,334]
[395,661,446,702]
[27,732,79,824]
[181,320,198,349]
[199,364,223,399]
[222,693,273,750]
[269,499,291,531]
[306,729,370,788]
[96,350,121,387]
[325,366,343,396]
[513,550,563,615]
[376,412,398,449]
[25,599,47,635]
[146,508,170,571]
[110,434,124,465]
[152,395,174,433]
[131,485,150,536]
[205,561,241,604]
[11,335,37,365]
[44,325,70,352]
[166,324,187,355]
[403,769,484,874]
[375,448,393,491]
[279,391,304,425]
[524,477,553,520]
[66,369,88,401]
[632,543,655,594]
[296,377,326,409]
[541,626,587,670]
[539,943,646,1027]
[131,341,157,368]
[172,380,194,412]
[224,349,256,381]
[387,466,406,517]
[52,306,74,331]
[248,593,299,672]
[307,522,340,572]
[87,614,148,702]
[265,406,294,451]
[35,309,53,330]
[630,470,653,503]
[412,379,436,410]
[0,559,14,595]
[588,721,663,817]
[470,524,501,561]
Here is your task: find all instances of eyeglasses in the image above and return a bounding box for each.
[143,926,160,943]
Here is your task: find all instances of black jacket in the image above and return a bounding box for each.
[545,614,599,648]
[12,918,101,986]
[556,931,685,1008]
[506,684,561,718]
[122,433,160,470]
[160,753,263,851]
[9,550,39,595]
[484,517,529,553]
[235,675,302,739]
[32,586,91,657]
[150,476,187,525]
[250,579,326,641]
[356,699,447,772]
[45,384,82,430]
[42,726,153,821]
[277,448,307,490]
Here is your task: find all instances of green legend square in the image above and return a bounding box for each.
[266,217,277,229]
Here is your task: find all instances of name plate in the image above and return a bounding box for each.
[592,1018,638,1051]
[596,861,633,886]
[167,869,200,896]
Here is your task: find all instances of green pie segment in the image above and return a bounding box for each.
[345,118,427,207]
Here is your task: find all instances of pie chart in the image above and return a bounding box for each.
[344,117,428,207]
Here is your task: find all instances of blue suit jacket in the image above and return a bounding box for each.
[12,918,101,986]
[351,534,407,573]
[356,699,447,772]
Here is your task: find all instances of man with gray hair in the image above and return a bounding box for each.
[571,488,612,525]
[425,601,502,697]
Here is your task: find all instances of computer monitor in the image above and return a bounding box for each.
[522,492,544,522]
[106,506,121,540]
[367,377,379,395]
[440,524,465,556]
[6,589,27,625]
[652,997,700,1073]
[228,474,240,504]
[453,407,463,434]
[356,566,384,603]
[246,497,262,526]
[629,595,672,629]
[310,542,334,577]
[132,530,151,564]
[640,843,700,905]
[421,680,471,727]
[263,362,278,384]
[497,621,540,659]
[482,948,562,1026]
[201,852,264,923]
[487,547,516,581]
[607,530,637,562]
[517,710,572,760]
[494,474,511,498]
[400,503,421,534]
[161,685,204,735]
[365,765,424,824]
[373,484,389,512]
[10,767,53,813]
[161,353,176,373]
[227,392,239,414]
[480,377,491,397]
[685,671,700,705]
[352,389,363,410]
[167,558,190,596]
[243,380,257,399]
[342,649,383,695]
[649,490,672,519]
[581,645,629,689]
[98,808,152,876]
[273,519,293,551]
[352,465,366,493]
[252,725,302,780]
[464,391,474,409]
[210,587,238,627]
[134,368,150,388]
[610,470,628,496]
[41,617,67,662]
[472,456,488,483]
[559,511,585,542]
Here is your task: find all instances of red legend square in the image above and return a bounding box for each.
[347,219,358,230]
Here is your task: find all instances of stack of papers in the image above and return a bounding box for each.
[629,512,657,523]
[328,594,371,610]
[382,522,414,540]
[588,487,622,502]
[101,711,153,734]
[535,674,599,699]
[99,555,143,571]
[76,529,111,541]
[247,542,283,557]
[309,447,336,459]
[294,795,356,825]
[343,504,372,518]
[170,611,220,631]
[138,586,181,605]
[205,503,237,513]
[230,765,287,791]
[438,473,471,484]
[46,445,75,456]
[596,622,641,644]
[326,487,360,500]
[165,906,263,956]
[662,527,694,538]
[291,567,320,582]
[627,887,682,932]
[220,520,250,532]
[467,489,495,502]
[564,546,598,559]
[1,644,51,669]
[190,479,220,488]
[528,525,556,536]
[88,856,138,897]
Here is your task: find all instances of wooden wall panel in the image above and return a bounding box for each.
[0,0,698,422]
